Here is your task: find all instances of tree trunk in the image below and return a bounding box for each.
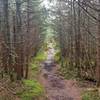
[96,0,100,86]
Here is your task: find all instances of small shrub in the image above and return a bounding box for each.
[34,50,46,62]
[82,91,100,100]
[17,80,44,100]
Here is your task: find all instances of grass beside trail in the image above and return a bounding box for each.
[82,90,100,100]
[29,50,46,78]
[17,50,46,100]
[17,80,44,100]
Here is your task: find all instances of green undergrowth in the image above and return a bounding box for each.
[55,51,77,79]
[55,49,76,79]
[59,65,77,79]
[54,50,60,63]
[17,80,44,100]
[17,50,46,100]
[34,50,46,62]
[82,90,100,100]
[54,51,73,79]
[30,49,46,78]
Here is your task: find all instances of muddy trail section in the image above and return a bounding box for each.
[39,48,81,100]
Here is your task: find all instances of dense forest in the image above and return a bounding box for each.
[0,0,46,80]
[0,0,100,100]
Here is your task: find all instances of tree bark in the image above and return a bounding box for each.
[96,0,100,87]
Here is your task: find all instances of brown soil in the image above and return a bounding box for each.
[39,61,82,100]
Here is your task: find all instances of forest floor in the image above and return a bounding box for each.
[39,47,82,100]
[0,46,99,100]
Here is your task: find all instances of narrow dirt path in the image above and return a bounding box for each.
[39,47,81,100]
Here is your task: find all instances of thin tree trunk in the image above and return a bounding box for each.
[96,0,100,86]
[15,0,23,80]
